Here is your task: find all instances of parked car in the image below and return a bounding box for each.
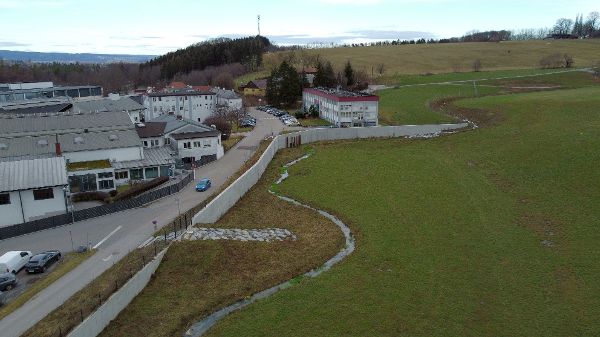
[25,250,61,273]
[0,251,32,274]
[0,272,17,291]
[195,178,211,192]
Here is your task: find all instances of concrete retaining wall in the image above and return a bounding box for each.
[66,249,167,337]
[193,124,467,224]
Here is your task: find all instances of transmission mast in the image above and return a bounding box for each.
[257,15,261,36]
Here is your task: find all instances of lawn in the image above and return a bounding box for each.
[222,135,243,152]
[97,147,345,337]
[0,250,95,321]
[298,117,330,127]
[203,86,600,336]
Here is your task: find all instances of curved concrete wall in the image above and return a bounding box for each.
[193,124,468,225]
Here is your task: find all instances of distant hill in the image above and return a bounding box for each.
[143,36,271,79]
[0,50,155,64]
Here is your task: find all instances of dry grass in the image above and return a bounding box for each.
[98,146,345,337]
[265,39,600,81]
[222,135,243,152]
[0,251,95,321]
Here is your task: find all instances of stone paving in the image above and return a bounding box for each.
[182,227,297,242]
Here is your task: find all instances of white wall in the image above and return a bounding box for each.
[174,136,223,160]
[141,137,164,148]
[144,94,215,122]
[64,147,143,163]
[193,124,469,225]
[20,186,67,222]
[0,191,26,226]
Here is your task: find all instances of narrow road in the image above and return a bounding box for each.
[0,108,284,337]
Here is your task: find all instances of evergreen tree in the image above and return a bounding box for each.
[265,61,302,108]
[323,61,336,87]
[344,61,354,87]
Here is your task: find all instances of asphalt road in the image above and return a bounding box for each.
[0,108,285,337]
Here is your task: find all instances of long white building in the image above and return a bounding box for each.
[302,88,379,127]
[143,91,216,123]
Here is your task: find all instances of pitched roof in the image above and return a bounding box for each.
[71,97,144,113]
[135,122,167,138]
[247,79,267,89]
[192,85,211,91]
[112,146,175,170]
[0,156,68,192]
[211,87,241,100]
[147,90,215,98]
[0,102,72,115]
[148,114,217,135]
[169,81,188,89]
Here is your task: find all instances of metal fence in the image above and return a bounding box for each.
[0,172,194,241]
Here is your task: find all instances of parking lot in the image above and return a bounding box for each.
[1,259,63,306]
[256,105,300,127]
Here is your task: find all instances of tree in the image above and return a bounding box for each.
[343,61,354,87]
[265,60,302,108]
[314,61,336,87]
[553,18,574,35]
[572,14,585,37]
[203,116,232,140]
[585,11,600,37]
[472,59,482,72]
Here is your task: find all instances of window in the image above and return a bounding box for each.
[184,142,191,149]
[115,171,128,180]
[145,167,159,179]
[151,139,159,147]
[203,140,211,148]
[180,106,183,110]
[143,140,148,147]
[185,96,188,100]
[98,172,113,179]
[165,138,171,145]
[33,188,54,200]
[98,179,114,189]
[130,168,143,180]
[158,97,162,101]
[193,141,202,148]
[0,193,10,205]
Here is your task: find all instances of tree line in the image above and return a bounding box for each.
[141,36,272,79]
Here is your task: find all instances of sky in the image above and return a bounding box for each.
[0,0,598,55]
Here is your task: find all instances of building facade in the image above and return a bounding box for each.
[302,88,379,127]
[143,91,216,123]
[0,82,102,103]
[211,87,243,110]
[242,80,267,96]
[0,157,69,226]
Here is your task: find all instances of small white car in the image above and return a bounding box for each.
[0,251,32,274]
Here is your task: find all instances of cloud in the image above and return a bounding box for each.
[0,41,30,47]
[0,0,68,8]
[264,30,435,45]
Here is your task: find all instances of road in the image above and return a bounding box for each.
[0,108,285,337]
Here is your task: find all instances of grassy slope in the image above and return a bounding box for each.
[98,147,344,337]
[277,40,600,80]
[205,86,600,337]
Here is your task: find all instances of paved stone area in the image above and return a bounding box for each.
[182,227,296,242]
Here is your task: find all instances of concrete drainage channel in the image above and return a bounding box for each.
[183,152,356,337]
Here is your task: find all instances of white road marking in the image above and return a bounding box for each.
[138,236,154,249]
[102,254,114,262]
[92,225,122,249]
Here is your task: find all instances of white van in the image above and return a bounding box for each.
[0,251,32,274]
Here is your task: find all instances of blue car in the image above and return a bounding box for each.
[195,178,211,192]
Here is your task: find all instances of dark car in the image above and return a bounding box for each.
[25,250,61,273]
[0,273,17,291]
[195,178,211,192]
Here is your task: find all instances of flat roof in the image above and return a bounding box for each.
[0,156,68,192]
[148,90,215,98]
[303,87,379,102]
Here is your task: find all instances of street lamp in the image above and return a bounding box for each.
[62,186,75,252]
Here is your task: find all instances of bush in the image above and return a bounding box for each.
[295,111,307,119]
[71,191,110,203]
[108,190,118,197]
[204,116,231,140]
[112,176,169,202]
[539,53,574,69]
[309,105,319,118]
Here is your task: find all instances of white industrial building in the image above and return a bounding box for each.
[302,88,379,127]
[143,91,216,123]
[0,111,174,194]
[0,81,102,103]
[0,157,69,226]
[71,94,146,123]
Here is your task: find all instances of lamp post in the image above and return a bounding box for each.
[63,186,75,252]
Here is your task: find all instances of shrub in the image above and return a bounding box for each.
[108,190,118,197]
[112,176,169,202]
[539,53,573,69]
[309,105,319,118]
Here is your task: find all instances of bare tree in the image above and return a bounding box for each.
[553,18,574,34]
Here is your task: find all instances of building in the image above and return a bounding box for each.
[211,87,243,110]
[71,94,146,123]
[0,82,102,103]
[0,98,73,115]
[302,88,379,127]
[243,79,267,96]
[0,111,174,194]
[148,115,224,167]
[143,91,216,123]
[298,67,318,86]
[0,157,69,226]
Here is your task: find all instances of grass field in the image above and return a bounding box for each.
[266,40,600,82]
[222,135,243,152]
[97,147,344,337]
[377,70,599,125]
[0,251,94,321]
[201,86,600,336]
[299,117,331,127]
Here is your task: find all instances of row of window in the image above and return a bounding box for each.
[152,95,213,102]
[183,140,212,149]
[0,188,55,206]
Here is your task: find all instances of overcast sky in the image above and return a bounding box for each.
[0,0,597,55]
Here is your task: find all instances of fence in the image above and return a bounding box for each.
[0,172,194,241]
[193,123,469,224]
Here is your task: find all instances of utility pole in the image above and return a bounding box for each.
[257,15,261,36]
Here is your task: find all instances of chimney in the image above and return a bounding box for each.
[55,134,62,156]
